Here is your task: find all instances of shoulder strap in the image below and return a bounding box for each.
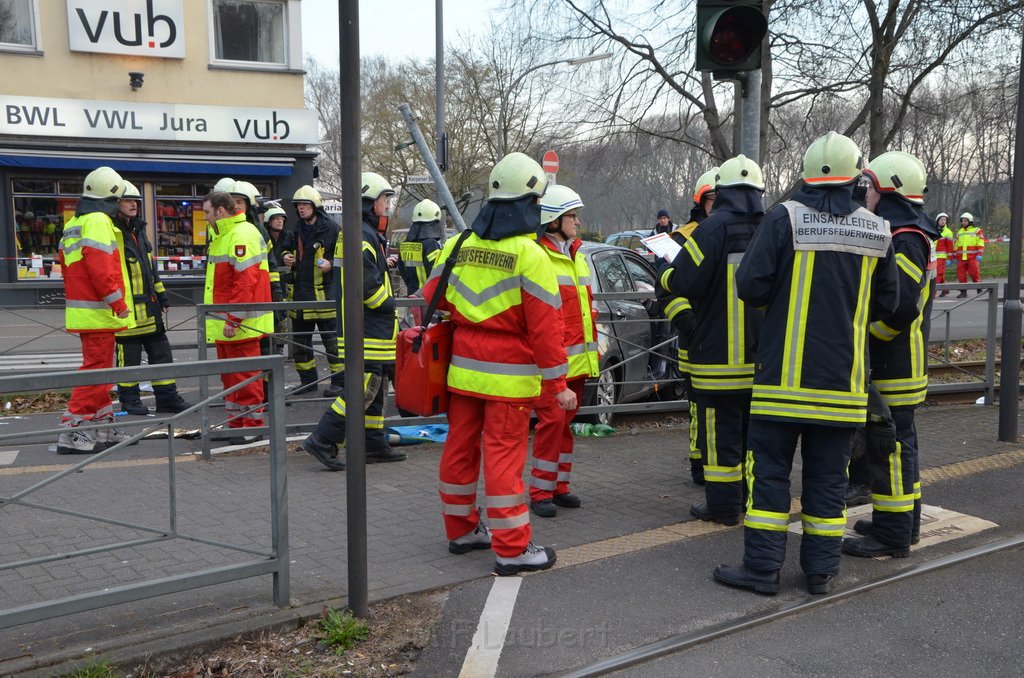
[419,229,473,330]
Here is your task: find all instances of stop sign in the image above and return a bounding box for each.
[542,150,559,174]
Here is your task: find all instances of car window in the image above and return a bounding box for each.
[593,252,631,293]
[606,234,621,247]
[623,253,656,293]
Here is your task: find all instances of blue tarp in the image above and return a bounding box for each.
[386,424,449,445]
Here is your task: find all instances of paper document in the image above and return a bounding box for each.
[641,233,682,263]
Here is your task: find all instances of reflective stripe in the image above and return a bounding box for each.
[896,252,923,283]
[556,275,575,286]
[558,453,573,464]
[664,297,691,319]
[660,267,673,292]
[235,252,268,272]
[439,480,477,494]
[487,493,526,508]
[442,503,475,516]
[801,513,846,537]
[726,253,745,366]
[783,250,813,388]
[566,342,599,356]
[705,405,717,467]
[102,290,123,304]
[489,511,531,530]
[540,363,568,379]
[577,275,592,286]
[850,257,874,391]
[532,459,559,472]
[366,284,388,308]
[744,508,789,532]
[753,385,867,405]
[61,238,118,255]
[750,401,866,423]
[870,320,900,341]
[556,471,571,481]
[448,273,521,308]
[684,237,704,266]
[531,477,557,490]
[521,276,562,309]
[67,299,114,309]
[704,464,742,483]
[871,493,915,512]
[451,355,540,377]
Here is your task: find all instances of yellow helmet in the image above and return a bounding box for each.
[960,212,974,223]
[83,166,126,200]
[361,172,395,200]
[488,152,548,201]
[412,198,442,223]
[122,181,142,200]
[863,151,927,205]
[716,155,764,190]
[213,177,235,193]
[540,184,584,225]
[292,184,323,208]
[692,167,719,203]
[802,131,863,186]
[229,180,260,207]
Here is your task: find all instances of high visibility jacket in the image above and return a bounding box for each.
[421,232,569,401]
[736,199,899,425]
[286,212,340,320]
[115,217,168,338]
[935,226,954,260]
[954,226,984,260]
[660,206,762,394]
[399,238,441,295]
[539,234,598,380]
[870,226,936,408]
[333,221,398,364]
[59,210,136,334]
[204,211,273,343]
[655,219,701,372]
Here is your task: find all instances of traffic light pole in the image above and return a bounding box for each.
[738,70,761,163]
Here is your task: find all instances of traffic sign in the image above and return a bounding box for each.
[406,174,434,185]
[542,150,559,174]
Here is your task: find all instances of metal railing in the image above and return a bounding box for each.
[929,281,998,404]
[0,356,289,629]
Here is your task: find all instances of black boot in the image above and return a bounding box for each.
[806,574,835,595]
[713,564,780,594]
[552,492,581,508]
[854,519,920,545]
[155,394,191,413]
[118,386,149,416]
[845,483,871,507]
[690,502,740,526]
[842,534,910,558]
[366,444,407,464]
[303,433,345,471]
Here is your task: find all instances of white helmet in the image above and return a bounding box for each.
[960,212,974,223]
[213,177,235,193]
[229,180,260,207]
[122,181,142,200]
[264,206,287,222]
[361,172,395,200]
[488,152,548,202]
[540,184,584,225]
[716,155,764,191]
[412,198,442,223]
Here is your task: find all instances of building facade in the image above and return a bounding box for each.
[0,0,318,303]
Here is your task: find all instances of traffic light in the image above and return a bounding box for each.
[695,1,768,77]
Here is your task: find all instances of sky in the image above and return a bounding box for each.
[300,0,503,67]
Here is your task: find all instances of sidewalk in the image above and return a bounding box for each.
[0,402,1019,673]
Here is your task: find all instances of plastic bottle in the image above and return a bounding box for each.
[570,422,594,436]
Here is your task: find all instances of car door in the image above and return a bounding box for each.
[591,250,651,403]
[622,251,677,394]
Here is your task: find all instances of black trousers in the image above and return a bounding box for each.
[868,406,919,547]
[313,362,389,451]
[743,419,854,576]
[116,331,179,402]
[694,391,750,516]
[291,315,342,387]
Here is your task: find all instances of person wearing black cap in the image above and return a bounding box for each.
[654,208,674,235]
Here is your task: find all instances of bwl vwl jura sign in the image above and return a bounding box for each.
[1,95,320,145]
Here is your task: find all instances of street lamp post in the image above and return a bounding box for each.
[496,52,612,158]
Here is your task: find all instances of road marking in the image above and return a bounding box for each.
[0,455,196,476]
[0,450,18,466]
[459,577,522,678]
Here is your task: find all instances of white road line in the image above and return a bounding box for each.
[459,577,523,678]
[0,450,19,466]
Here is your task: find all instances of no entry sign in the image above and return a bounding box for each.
[542,150,559,174]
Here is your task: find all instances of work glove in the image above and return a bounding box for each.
[865,413,897,459]
[363,372,383,410]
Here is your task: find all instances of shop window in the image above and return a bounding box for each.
[155,196,208,275]
[12,178,54,194]
[0,0,40,53]
[211,0,290,67]
[11,193,77,280]
[58,180,83,196]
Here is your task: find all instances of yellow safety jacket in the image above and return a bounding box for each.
[59,210,136,333]
[334,221,398,363]
[540,235,599,380]
[204,212,273,343]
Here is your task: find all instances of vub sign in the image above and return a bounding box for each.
[67,0,185,59]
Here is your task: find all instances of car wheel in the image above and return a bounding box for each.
[594,367,617,427]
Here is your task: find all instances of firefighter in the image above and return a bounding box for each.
[655,166,718,486]
[56,167,137,454]
[398,198,444,296]
[713,131,899,596]
[302,172,407,469]
[114,181,191,415]
[934,213,953,296]
[202,190,273,444]
[843,150,936,558]
[422,152,574,575]
[660,156,764,526]
[954,212,984,296]
[264,206,293,346]
[529,184,599,518]
[286,185,344,396]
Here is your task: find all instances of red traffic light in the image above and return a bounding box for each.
[708,10,766,65]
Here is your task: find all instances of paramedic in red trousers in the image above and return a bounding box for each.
[953,212,984,297]
[56,167,137,454]
[301,172,407,469]
[202,191,273,445]
[529,184,599,518]
[660,156,765,527]
[655,166,718,486]
[934,213,953,296]
[114,181,191,416]
[843,151,936,559]
[423,152,575,575]
[714,132,899,596]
